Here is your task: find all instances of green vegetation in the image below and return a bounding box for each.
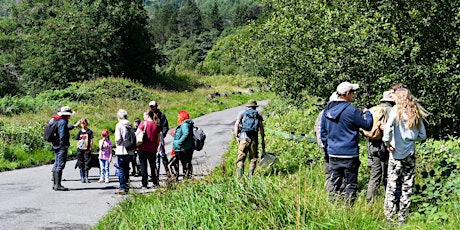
[0,75,269,171]
[94,95,460,229]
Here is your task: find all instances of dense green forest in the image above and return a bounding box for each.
[1,0,460,138]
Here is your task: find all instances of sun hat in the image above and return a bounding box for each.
[336,82,359,95]
[149,101,158,106]
[380,90,395,102]
[246,100,259,107]
[101,129,109,136]
[57,106,75,116]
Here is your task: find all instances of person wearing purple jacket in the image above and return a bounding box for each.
[320,82,373,206]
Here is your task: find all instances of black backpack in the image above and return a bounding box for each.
[44,119,59,143]
[123,126,137,151]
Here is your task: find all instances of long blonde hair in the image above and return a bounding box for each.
[394,88,428,130]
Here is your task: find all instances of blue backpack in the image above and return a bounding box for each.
[241,109,259,132]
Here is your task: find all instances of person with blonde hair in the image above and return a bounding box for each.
[382,88,427,226]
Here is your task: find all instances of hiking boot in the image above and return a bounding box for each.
[54,171,69,191]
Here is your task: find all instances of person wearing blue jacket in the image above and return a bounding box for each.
[50,106,80,191]
[320,82,373,206]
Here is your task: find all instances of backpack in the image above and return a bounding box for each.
[44,119,59,143]
[123,126,137,151]
[193,126,206,151]
[362,105,390,140]
[241,109,259,132]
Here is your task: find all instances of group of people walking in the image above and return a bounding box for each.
[47,100,198,195]
[317,81,427,226]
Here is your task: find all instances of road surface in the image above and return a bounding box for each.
[0,101,267,230]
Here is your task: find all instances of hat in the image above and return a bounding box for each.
[246,100,259,107]
[149,101,158,107]
[57,106,75,116]
[380,90,395,102]
[101,129,109,136]
[336,82,359,95]
[329,92,338,102]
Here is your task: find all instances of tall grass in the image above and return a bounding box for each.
[94,95,460,230]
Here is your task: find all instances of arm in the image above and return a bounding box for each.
[162,114,169,138]
[320,114,328,148]
[354,108,373,131]
[417,120,427,141]
[176,123,191,146]
[234,119,241,141]
[115,124,123,146]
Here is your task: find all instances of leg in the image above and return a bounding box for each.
[83,150,92,183]
[76,149,85,182]
[366,140,383,202]
[328,157,345,203]
[183,149,194,179]
[99,159,105,182]
[236,140,248,178]
[148,153,158,186]
[53,147,69,191]
[343,157,360,207]
[138,151,149,187]
[397,153,416,225]
[248,138,258,176]
[384,155,401,223]
[117,155,130,192]
[169,156,179,180]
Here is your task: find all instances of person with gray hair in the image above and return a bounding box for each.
[114,109,134,195]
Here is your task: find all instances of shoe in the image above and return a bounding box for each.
[98,179,104,183]
[114,189,126,195]
[105,178,110,183]
[142,186,148,190]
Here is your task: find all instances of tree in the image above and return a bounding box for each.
[207,3,224,33]
[177,0,203,38]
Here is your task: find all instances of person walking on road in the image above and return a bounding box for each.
[234,100,266,178]
[114,109,134,195]
[382,88,427,226]
[49,106,80,191]
[320,82,373,206]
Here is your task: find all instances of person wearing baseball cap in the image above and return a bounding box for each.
[149,100,171,181]
[320,82,373,206]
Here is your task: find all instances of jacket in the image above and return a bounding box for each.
[320,101,373,158]
[173,119,194,152]
[382,107,427,159]
[115,119,134,156]
[51,116,75,149]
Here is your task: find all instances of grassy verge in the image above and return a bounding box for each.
[93,95,460,230]
[0,74,271,171]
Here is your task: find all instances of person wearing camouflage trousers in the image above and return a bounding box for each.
[382,88,427,226]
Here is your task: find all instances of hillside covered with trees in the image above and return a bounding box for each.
[1,0,460,138]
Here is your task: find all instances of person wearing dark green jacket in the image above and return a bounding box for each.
[171,110,194,180]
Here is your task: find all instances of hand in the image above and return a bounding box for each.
[387,145,395,153]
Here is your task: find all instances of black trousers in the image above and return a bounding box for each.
[138,150,157,187]
[328,156,361,206]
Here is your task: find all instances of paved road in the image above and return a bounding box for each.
[0,101,267,230]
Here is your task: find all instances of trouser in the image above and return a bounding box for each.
[131,151,140,174]
[99,159,110,179]
[366,139,389,202]
[384,152,415,223]
[76,149,92,170]
[328,156,360,207]
[156,152,169,179]
[138,150,157,187]
[321,148,330,189]
[236,137,258,177]
[52,147,68,171]
[117,155,130,191]
[173,149,193,180]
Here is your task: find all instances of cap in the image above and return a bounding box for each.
[149,101,157,107]
[336,82,359,95]
[101,129,109,136]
